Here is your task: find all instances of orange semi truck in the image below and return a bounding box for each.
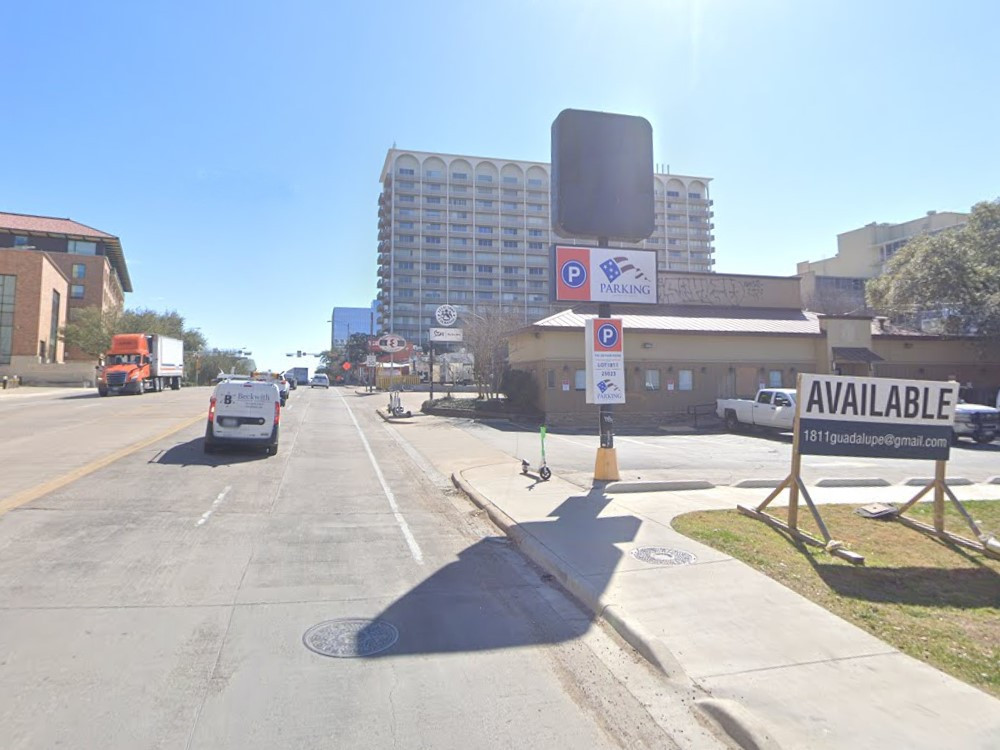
[97,333,184,396]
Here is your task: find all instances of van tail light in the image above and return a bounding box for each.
[208,397,217,423]
[274,401,281,425]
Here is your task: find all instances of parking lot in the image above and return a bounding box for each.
[453,419,1000,488]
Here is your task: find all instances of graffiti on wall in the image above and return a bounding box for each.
[659,275,767,307]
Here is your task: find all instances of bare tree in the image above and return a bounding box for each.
[462,307,525,399]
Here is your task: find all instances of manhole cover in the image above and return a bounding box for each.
[303,618,399,658]
[630,546,696,566]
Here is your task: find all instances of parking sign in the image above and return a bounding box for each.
[584,318,625,404]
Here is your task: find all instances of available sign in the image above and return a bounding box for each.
[798,374,958,460]
[553,245,657,304]
[429,327,463,343]
[584,317,625,405]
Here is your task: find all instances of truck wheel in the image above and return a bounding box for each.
[975,434,994,444]
[171,378,180,390]
[725,411,740,431]
[266,445,278,456]
[98,387,108,397]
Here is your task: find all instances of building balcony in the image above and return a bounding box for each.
[377,265,390,278]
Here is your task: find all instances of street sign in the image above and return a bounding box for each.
[377,334,406,353]
[584,318,625,405]
[798,374,958,460]
[434,304,458,327]
[429,327,463,343]
[553,245,657,304]
[342,362,352,371]
[365,355,377,367]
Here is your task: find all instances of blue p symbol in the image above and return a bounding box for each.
[597,324,618,348]
[561,260,587,288]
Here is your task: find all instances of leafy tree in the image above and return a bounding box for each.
[867,200,1000,340]
[60,306,120,357]
[345,332,371,365]
[188,349,256,385]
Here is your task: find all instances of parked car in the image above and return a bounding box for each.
[311,374,330,389]
[204,379,280,456]
[952,402,1000,444]
[717,388,796,432]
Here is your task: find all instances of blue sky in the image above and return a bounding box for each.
[5,1,999,372]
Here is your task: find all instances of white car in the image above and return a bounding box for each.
[311,374,330,389]
[204,379,281,455]
[252,371,289,406]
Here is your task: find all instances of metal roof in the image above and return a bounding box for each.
[533,306,823,336]
[832,347,885,363]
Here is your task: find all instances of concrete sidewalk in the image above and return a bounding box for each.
[369,389,1000,750]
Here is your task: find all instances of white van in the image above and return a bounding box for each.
[204,379,281,455]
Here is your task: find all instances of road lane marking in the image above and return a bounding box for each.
[196,485,232,526]
[336,390,424,565]
[0,412,205,517]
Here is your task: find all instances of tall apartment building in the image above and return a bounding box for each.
[376,148,714,345]
[797,210,967,314]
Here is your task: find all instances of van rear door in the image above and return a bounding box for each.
[213,381,278,441]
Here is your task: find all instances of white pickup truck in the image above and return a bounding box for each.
[717,388,797,432]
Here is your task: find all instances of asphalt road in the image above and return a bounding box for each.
[453,418,1000,487]
[0,387,704,749]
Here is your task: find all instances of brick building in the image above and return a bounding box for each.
[0,212,132,384]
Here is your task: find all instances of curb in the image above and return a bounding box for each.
[903,476,972,486]
[733,478,785,489]
[450,469,780,749]
[450,469,690,683]
[695,699,782,750]
[814,477,892,487]
[606,479,715,493]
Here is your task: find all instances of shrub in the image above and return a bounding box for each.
[500,368,538,412]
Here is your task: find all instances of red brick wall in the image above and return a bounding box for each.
[0,249,70,360]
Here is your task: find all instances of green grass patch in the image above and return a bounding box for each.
[673,499,1000,697]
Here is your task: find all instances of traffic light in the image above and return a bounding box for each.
[296,350,302,357]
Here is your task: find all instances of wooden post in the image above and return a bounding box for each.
[787,372,804,530]
[933,459,946,534]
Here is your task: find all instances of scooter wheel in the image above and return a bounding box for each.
[539,466,552,480]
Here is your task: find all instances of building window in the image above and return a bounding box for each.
[476,239,493,247]
[425,196,442,204]
[502,227,518,235]
[546,369,556,389]
[452,172,468,180]
[502,202,518,211]
[71,284,85,299]
[678,369,693,390]
[424,262,441,271]
[451,264,467,272]
[68,240,97,255]
[502,241,520,249]
[688,192,702,199]
[398,195,415,203]
[476,264,494,273]
[528,229,544,237]
[398,261,415,270]
[645,369,660,390]
[0,274,16,365]
[528,267,545,276]
[398,167,415,175]
[475,200,494,209]
[528,280,544,289]
[574,369,586,390]
[502,176,518,184]
[449,198,467,207]
[528,178,544,187]
[769,370,783,388]
[528,242,544,250]
[425,169,442,178]
[49,290,61,363]
[14,235,29,246]
[476,226,493,234]
[476,174,493,183]
[72,263,86,279]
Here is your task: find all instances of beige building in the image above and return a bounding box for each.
[507,270,1000,428]
[797,211,967,314]
[377,148,715,346]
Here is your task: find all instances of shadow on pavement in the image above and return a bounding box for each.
[364,485,640,657]
[58,392,102,400]
[153,437,271,467]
